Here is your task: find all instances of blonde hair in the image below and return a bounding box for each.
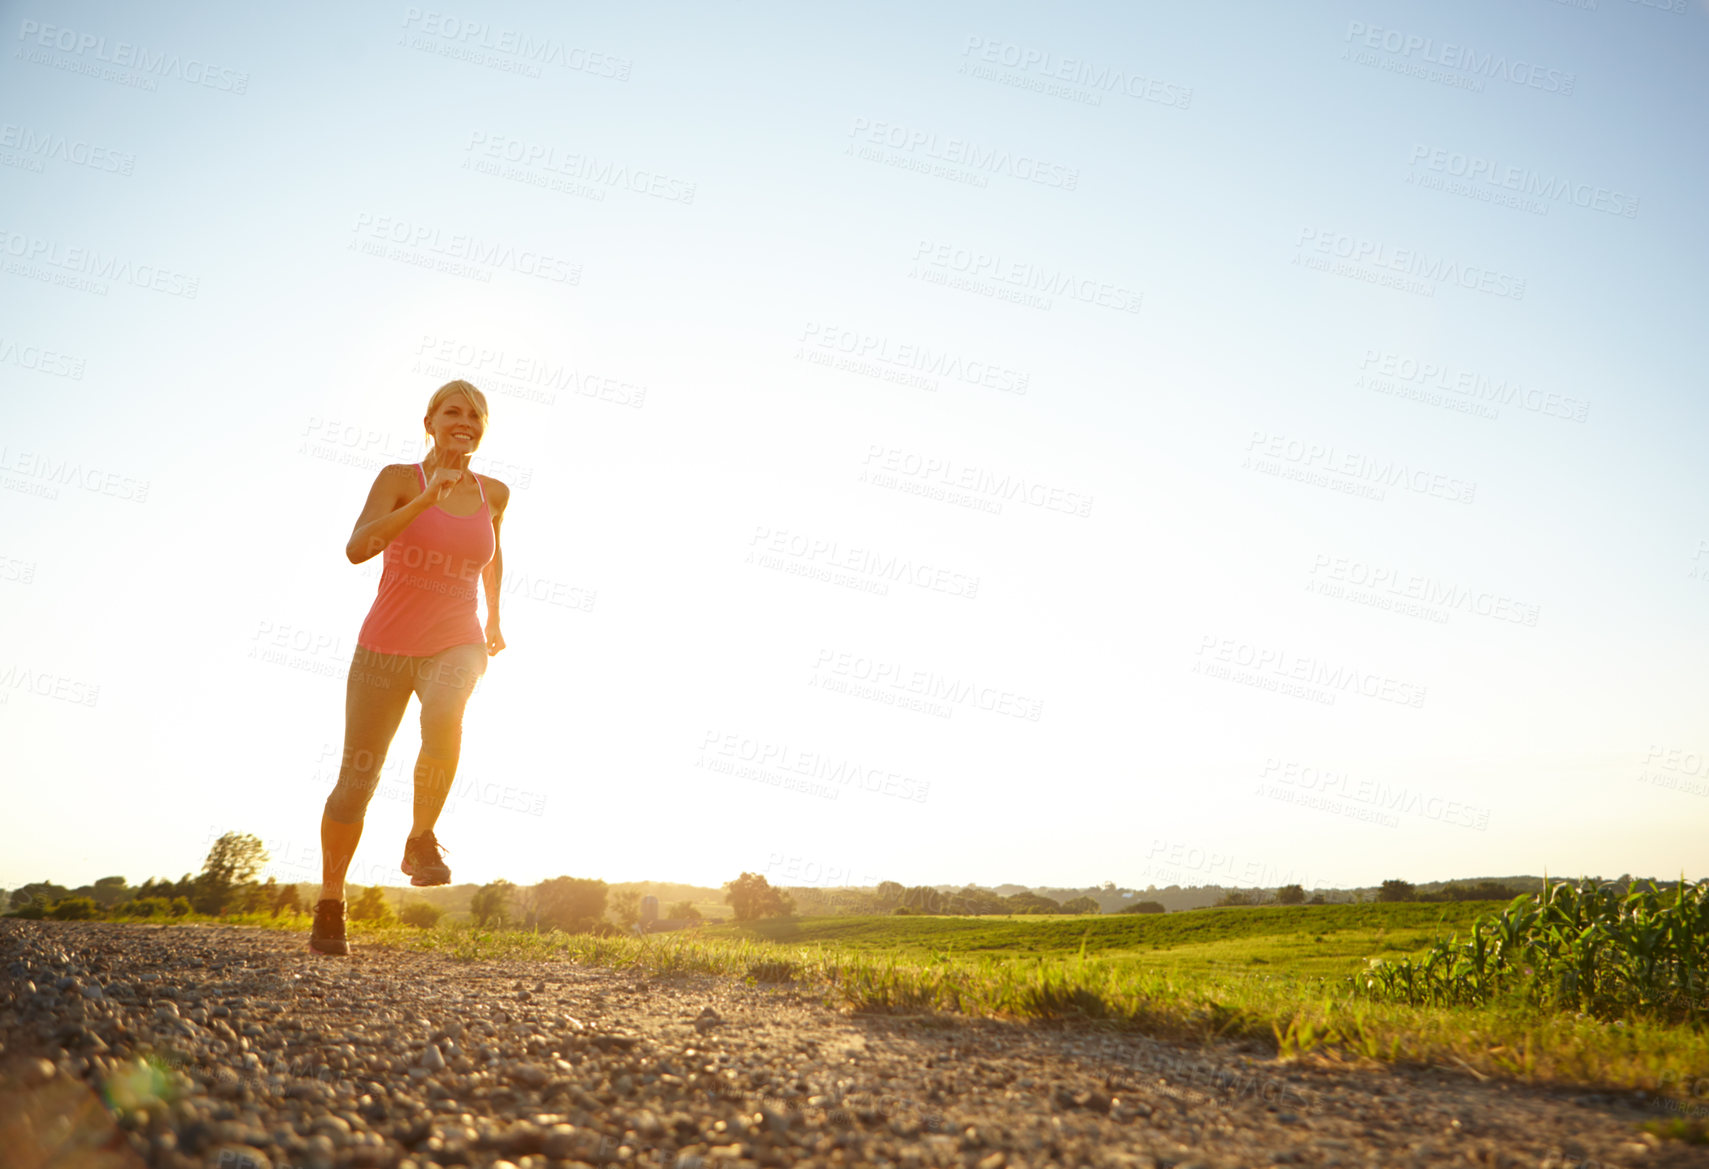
[422,380,490,444]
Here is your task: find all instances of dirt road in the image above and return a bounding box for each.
[0,921,1691,1168]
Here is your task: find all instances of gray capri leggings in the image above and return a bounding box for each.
[323,643,487,824]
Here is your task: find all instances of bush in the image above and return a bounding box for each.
[666,900,702,922]
[116,898,171,919]
[724,873,795,922]
[1377,879,1417,903]
[533,876,608,932]
[51,897,101,921]
[398,901,443,928]
[168,897,193,917]
[471,879,517,928]
[349,887,393,924]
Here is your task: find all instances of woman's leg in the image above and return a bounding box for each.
[408,643,488,839]
[321,647,417,901]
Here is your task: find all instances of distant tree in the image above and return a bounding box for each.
[1004,892,1062,914]
[50,897,101,921]
[666,900,702,922]
[947,885,1008,916]
[1060,896,1100,914]
[874,880,906,908]
[724,872,795,921]
[609,889,642,929]
[399,901,444,928]
[10,882,70,913]
[237,877,277,915]
[1307,893,1326,905]
[898,885,947,914]
[1214,889,1258,907]
[1377,879,1416,903]
[349,886,393,923]
[1116,901,1166,914]
[1276,884,1306,905]
[273,883,303,918]
[195,832,269,915]
[471,879,518,928]
[533,876,607,932]
[1441,881,1514,902]
[90,877,130,908]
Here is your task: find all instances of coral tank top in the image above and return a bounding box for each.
[356,463,495,657]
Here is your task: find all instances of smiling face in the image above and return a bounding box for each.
[424,392,484,458]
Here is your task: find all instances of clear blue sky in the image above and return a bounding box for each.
[3,0,1706,895]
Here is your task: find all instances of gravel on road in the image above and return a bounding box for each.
[0,921,1691,1169]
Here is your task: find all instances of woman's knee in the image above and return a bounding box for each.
[324,763,382,823]
[418,701,467,756]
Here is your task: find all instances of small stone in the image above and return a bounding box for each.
[421,1044,446,1072]
[29,1058,56,1085]
[207,1145,272,1169]
[1078,1090,1112,1113]
[541,1124,592,1159]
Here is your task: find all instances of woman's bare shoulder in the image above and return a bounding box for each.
[476,473,511,509]
[367,462,420,502]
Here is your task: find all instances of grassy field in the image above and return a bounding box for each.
[191,900,1709,1110]
[702,902,1497,981]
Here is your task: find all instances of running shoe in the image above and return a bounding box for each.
[309,899,349,956]
[401,830,452,886]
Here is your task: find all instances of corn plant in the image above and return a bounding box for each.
[1349,877,1709,1023]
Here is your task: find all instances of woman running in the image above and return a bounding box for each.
[310,380,509,955]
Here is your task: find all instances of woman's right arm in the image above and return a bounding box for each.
[345,465,434,564]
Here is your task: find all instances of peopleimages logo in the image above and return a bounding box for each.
[1407,145,1638,220]
[15,19,251,93]
[912,240,1142,314]
[399,8,631,79]
[847,118,1079,190]
[1357,351,1588,423]
[350,213,579,284]
[1244,430,1478,505]
[1194,634,1428,709]
[1343,21,1576,96]
[0,124,135,174]
[1296,228,1525,301]
[0,230,199,298]
[958,36,1192,109]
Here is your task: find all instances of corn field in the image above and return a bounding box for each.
[1350,877,1709,1022]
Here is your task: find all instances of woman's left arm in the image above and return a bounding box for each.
[483,478,510,655]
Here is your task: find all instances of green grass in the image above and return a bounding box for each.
[701,903,1497,981]
[100,906,1709,1108]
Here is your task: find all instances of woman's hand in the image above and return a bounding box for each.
[421,466,464,503]
[485,621,505,656]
